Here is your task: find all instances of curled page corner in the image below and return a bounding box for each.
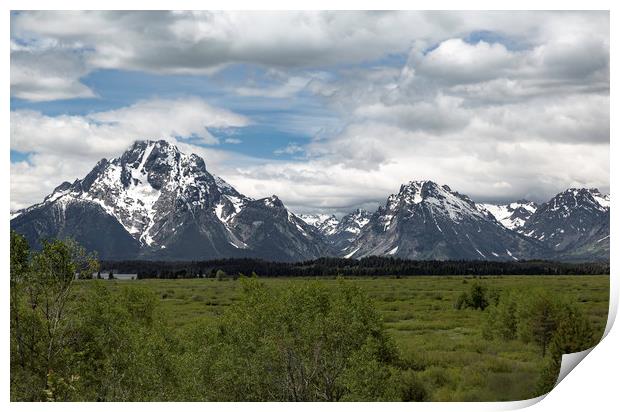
[502,394,547,410]
[511,348,598,410]
[553,347,594,389]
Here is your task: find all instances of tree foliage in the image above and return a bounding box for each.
[454,283,494,310]
[186,278,406,401]
[482,286,598,396]
[100,257,609,279]
[10,232,600,401]
[10,231,99,400]
[535,300,595,394]
[10,232,429,401]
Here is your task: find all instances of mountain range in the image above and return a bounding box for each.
[11,140,610,262]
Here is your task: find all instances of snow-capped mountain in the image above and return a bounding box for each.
[300,209,372,251]
[478,201,538,230]
[10,140,330,261]
[519,188,609,261]
[342,181,544,261]
[299,214,339,236]
[337,209,371,236]
[330,209,372,251]
[10,145,610,262]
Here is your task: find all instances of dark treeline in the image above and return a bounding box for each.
[99,257,610,279]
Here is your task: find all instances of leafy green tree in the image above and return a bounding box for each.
[536,301,595,394]
[483,291,519,340]
[10,233,98,401]
[517,290,559,357]
[470,283,490,310]
[454,291,471,310]
[196,278,401,401]
[455,282,489,311]
[10,231,32,397]
[65,280,184,401]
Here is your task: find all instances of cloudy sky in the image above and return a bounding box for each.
[10,11,609,214]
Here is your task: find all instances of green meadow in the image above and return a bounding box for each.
[99,275,609,401]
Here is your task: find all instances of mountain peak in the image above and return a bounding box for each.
[298,213,340,237]
[344,179,543,261]
[400,179,441,192]
[396,180,435,204]
[385,180,480,221]
[349,208,371,218]
[519,187,609,258]
[262,195,284,208]
[546,187,609,213]
[131,139,174,150]
[120,139,181,170]
[11,139,332,261]
[18,139,248,247]
[396,180,462,203]
[337,209,370,236]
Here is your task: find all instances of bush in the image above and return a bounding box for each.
[516,290,559,357]
[481,286,597,396]
[484,291,519,340]
[455,291,471,309]
[397,369,430,401]
[536,301,596,394]
[215,269,226,281]
[194,278,402,401]
[455,283,489,310]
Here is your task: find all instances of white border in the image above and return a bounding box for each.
[3,2,617,411]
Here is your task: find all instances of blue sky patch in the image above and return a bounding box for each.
[10,150,31,163]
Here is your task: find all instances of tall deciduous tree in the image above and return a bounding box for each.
[10,232,98,401]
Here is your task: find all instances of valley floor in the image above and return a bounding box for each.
[92,275,609,401]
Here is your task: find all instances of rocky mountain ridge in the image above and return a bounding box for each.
[11,141,609,262]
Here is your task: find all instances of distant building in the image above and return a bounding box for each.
[112,273,138,280]
[84,272,138,280]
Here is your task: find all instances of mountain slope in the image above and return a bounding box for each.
[300,209,372,251]
[343,181,545,261]
[10,143,609,262]
[519,188,610,261]
[329,209,372,251]
[478,201,538,230]
[10,198,141,260]
[299,214,339,236]
[11,140,331,261]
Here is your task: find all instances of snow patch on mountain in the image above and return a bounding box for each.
[299,213,339,236]
[478,201,538,230]
[591,191,610,209]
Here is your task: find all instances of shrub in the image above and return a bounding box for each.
[455,283,489,310]
[484,291,519,340]
[455,291,471,309]
[516,290,559,357]
[536,301,596,394]
[397,369,430,401]
[195,278,401,401]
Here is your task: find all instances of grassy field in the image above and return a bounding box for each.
[99,275,609,401]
